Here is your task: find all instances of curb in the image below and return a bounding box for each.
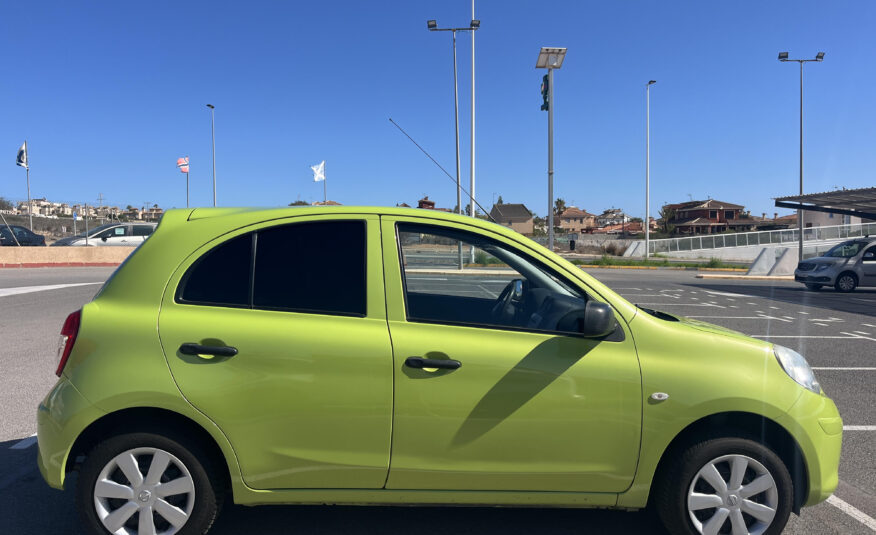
[0,262,121,269]
[695,273,795,280]
[577,265,747,272]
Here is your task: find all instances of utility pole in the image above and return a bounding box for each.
[97,193,105,223]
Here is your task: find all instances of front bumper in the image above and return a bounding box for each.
[794,271,834,284]
[776,389,843,506]
[37,377,103,490]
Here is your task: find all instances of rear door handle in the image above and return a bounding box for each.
[404,356,461,370]
[179,343,238,357]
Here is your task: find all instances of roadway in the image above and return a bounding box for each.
[1,267,873,534]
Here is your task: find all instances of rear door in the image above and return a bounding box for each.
[158,214,393,489]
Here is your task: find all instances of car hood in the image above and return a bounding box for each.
[51,237,81,246]
[638,306,755,342]
[804,256,842,264]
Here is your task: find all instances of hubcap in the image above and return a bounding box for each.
[93,447,195,535]
[687,454,778,535]
[839,276,855,290]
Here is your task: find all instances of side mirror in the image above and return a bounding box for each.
[101,236,108,242]
[557,301,616,338]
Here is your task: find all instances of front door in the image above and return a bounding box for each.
[862,245,876,285]
[158,215,393,489]
[381,218,642,493]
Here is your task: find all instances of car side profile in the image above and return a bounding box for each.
[0,224,46,246]
[795,237,876,292]
[38,207,841,535]
[50,222,156,246]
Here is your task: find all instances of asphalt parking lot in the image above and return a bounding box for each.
[1,266,873,534]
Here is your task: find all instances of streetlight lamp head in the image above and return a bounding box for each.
[427,19,437,29]
[778,51,789,61]
[815,52,825,61]
[536,47,567,69]
[206,104,215,109]
[648,80,657,85]
[470,19,480,28]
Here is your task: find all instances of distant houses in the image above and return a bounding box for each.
[489,203,534,235]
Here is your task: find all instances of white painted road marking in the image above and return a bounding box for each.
[827,495,876,531]
[10,434,37,450]
[840,332,876,341]
[843,426,876,431]
[812,367,876,370]
[0,282,101,298]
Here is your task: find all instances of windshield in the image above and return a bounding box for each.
[824,240,868,258]
[74,223,116,238]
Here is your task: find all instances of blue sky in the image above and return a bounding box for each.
[1,0,874,218]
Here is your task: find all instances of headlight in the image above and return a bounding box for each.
[774,345,821,394]
[814,264,831,272]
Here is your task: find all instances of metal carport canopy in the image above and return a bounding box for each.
[775,186,876,220]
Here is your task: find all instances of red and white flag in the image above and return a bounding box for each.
[177,157,189,173]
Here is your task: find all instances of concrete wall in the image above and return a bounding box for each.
[0,246,136,267]
[623,239,848,261]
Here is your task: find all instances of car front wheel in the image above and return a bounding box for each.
[834,272,857,292]
[76,431,223,535]
[654,436,793,535]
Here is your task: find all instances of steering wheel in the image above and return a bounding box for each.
[491,279,525,324]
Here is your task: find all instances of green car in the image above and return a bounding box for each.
[38,207,841,535]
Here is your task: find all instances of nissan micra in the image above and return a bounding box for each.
[38,207,841,535]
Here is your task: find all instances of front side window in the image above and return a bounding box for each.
[177,220,366,316]
[825,240,867,258]
[397,223,589,334]
[863,246,876,261]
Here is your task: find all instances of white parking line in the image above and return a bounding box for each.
[9,434,37,450]
[812,367,876,370]
[843,426,876,431]
[827,495,876,531]
[798,311,810,314]
[813,323,829,327]
[634,303,725,308]
[840,332,876,341]
[863,323,876,328]
[0,282,102,298]
[752,335,863,339]
[853,331,871,336]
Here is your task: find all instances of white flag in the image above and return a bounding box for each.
[16,141,28,169]
[311,160,325,182]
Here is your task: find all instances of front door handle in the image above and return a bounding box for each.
[179,343,238,357]
[404,356,461,370]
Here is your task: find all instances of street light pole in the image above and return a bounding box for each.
[470,0,476,217]
[778,51,824,261]
[428,19,479,219]
[646,80,656,259]
[536,47,567,252]
[207,104,217,207]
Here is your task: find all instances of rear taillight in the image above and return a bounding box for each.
[56,310,82,377]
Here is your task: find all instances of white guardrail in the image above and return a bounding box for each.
[647,222,876,255]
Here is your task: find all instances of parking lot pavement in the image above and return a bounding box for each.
[2,267,874,533]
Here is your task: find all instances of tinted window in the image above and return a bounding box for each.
[253,221,366,316]
[133,225,154,237]
[178,233,252,307]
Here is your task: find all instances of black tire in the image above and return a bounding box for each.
[654,436,793,535]
[804,283,822,291]
[76,431,224,535]
[834,272,858,292]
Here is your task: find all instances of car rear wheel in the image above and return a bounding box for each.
[654,436,793,535]
[834,272,858,292]
[804,283,822,291]
[77,431,223,535]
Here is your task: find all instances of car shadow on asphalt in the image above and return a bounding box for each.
[212,503,664,535]
[686,282,876,318]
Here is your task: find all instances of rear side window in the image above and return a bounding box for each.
[176,220,366,317]
[177,233,252,307]
[253,221,366,316]
[133,225,154,236]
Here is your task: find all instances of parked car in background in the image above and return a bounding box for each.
[50,222,156,246]
[795,237,876,292]
[0,224,46,246]
[38,207,840,535]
